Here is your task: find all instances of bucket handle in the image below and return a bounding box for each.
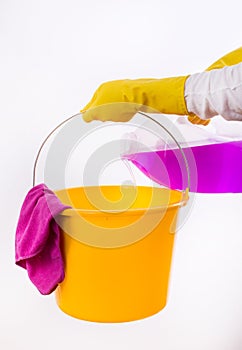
[33,112,190,197]
[32,113,80,187]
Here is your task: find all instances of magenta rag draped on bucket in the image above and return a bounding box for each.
[124,140,242,193]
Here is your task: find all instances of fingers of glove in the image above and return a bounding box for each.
[82,109,98,122]
[187,114,210,126]
[80,90,99,114]
[82,110,134,123]
[82,103,139,123]
[81,80,126,115]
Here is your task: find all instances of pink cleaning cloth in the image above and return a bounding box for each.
[15,183,71,295]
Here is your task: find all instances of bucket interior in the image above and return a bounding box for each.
[55,185,185,214]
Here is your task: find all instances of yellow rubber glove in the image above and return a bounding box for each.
[81,76,190,122]
[81,47,242,125]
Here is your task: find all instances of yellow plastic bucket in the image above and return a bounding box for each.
[54,185,188,322]
[33,111,190,322]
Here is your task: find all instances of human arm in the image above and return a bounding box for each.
[81,47,242,124]
[185,62,242,121]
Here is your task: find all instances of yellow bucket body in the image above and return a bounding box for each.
[55,185,186,322]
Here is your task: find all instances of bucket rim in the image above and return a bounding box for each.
[55,185,189,217]
[59,199,188,217]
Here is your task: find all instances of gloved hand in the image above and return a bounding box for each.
[81,76,192,122]
[81,47,242,125]
[81,76,210,125]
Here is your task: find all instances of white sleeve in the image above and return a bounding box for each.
[184,62,242,121]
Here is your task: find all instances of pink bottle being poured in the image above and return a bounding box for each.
[122,116,242,194]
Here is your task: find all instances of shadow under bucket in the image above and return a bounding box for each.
[54,185,188,323]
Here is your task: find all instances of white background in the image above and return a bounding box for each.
[1,0,242,349]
